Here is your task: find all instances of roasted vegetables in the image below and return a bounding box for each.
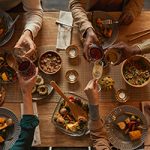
[96,18,113,38]
[0,117,14,144]
[0,55,17,83]
[116,113,143,141]
[53,96,88,133]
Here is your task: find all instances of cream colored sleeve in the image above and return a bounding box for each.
[69,0,93,37]
[89,119,111,150]
[22,0,43,38]
[136,39,150,54]
[123,0,144,18]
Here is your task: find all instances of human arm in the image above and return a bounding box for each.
[109,39,150,65]
[10,68,39,150]
[84,79,111,150]
[69,0,100,61]
[15,0,43,57]
[119,0,144,25]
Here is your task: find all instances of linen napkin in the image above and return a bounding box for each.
[56,11,73,50]
[20,102,41,146]
[141,101,150,149]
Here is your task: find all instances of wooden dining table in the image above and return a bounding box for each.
[0,11,150,147]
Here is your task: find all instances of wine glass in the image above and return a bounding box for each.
[88,44,104,62]
[13,48,36,80]
[92,60,103,91]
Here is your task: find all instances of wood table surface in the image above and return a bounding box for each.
[0,11,150,147]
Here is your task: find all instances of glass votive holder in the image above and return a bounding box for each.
[115,89,129,103]
[65,69,79,83]
[66,45,79,59]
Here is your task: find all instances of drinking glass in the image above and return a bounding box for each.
[13,48,36,79]
[16,57,36,79]
[92,60,103,91]
[88,44,104,62]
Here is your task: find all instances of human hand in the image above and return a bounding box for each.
[17,67,38,95]
[83,28,100,61]
[14,30,36,58]
[119,11,134,25]
[84,79,100,105]
[109,41,141,65]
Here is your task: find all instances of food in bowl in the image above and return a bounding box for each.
[122,55,150,87]
[0,55,17,83]
[39,51,62,74]
[116,112,144,141]
[0,117,14,144]
[52,94,89,136]
[32,75,48,95]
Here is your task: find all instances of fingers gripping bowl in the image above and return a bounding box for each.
[38,51,62,74]
[121,55,150,87]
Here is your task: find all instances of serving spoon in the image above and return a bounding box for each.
[50,81,88,120]
[4,15,20,36]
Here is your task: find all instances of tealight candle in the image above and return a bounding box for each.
[115,89,129,103]
[65,69,79,83]
[66,45,79,59]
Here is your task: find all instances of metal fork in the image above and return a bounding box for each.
[102,19,119,25]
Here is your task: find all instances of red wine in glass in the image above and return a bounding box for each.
[88,44,104,62]
[17,57,36,79]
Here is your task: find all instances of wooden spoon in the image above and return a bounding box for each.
[50,81,87,120]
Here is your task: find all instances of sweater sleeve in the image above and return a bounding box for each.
[10,115,39,150]
[89,104,111,150]
[69,0,93,37]
[136,39,150,54]
[22,0,43,38]
[123,0,144,18]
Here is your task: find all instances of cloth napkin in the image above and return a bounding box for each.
[141,101,150,150]
[20,102,41,146]
[56,11,73,50]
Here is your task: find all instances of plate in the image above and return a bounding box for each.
[0,11,14,46]
[92,11,119,49]
[32,83,53,101]
[32,74,54,101]
[105,105,148,150]
[51,92,89,136]
[0,107,20,150]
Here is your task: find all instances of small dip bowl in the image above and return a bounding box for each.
[66,45,79,59]
[65,69,79,83]
[38,50,62,75]
[115,89,129,103]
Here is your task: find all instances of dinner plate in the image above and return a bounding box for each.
[0,107,20,150]
[92,11,119,49]
[105,105,148,150]
[0,11,14,46]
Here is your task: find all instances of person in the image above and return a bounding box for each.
[0,0,43,57]
[10,67,39,150]
[109,39,150,65]
[69,0,144,61]
[84,79,111,149]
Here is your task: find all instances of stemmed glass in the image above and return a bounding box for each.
[92,60,103,91]
[13,47,36,79]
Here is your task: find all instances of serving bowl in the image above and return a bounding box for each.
[51,92,89,136]
[38,50,62,75]
[121,55,150,87]
[0,11,14,46]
